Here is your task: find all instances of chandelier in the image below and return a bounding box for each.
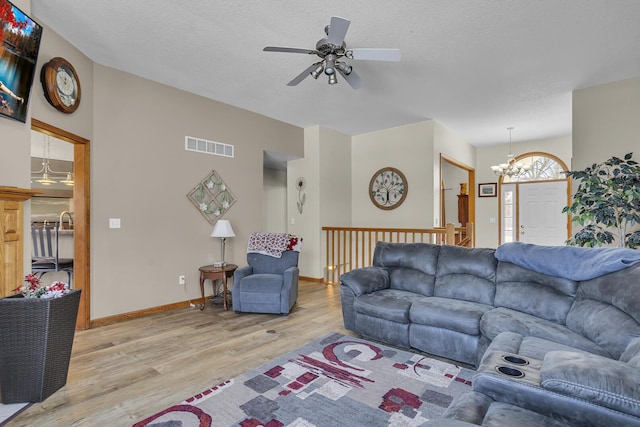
[31,136,74,186]
[490,127,529,177]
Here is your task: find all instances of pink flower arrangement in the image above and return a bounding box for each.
[14,274,71,299]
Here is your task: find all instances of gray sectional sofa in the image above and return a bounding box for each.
[339,241,640,427]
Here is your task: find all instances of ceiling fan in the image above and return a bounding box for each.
[263,16,401,89]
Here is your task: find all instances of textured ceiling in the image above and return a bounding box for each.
[31,1,640,146]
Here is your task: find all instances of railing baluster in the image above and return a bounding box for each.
[321,224,474,282]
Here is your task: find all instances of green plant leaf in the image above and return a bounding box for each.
[564,152,640,248]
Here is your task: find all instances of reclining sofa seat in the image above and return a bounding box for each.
[341,241,640,426]
[342,243,498,366]
[341,242,640,367]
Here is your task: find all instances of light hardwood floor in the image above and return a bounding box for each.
[6,280,355,427]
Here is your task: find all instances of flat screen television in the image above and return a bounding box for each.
[0,0,42,123]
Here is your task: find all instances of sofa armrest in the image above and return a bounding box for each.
[339,266,390,297]
[233,265,253,284]
[541,350,640,417]
[283,266,299,292]
[281,266,299,313]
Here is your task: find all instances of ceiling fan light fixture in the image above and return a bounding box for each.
[264,16,400,88]
[336,62,352,75]
[324,54,336,75]
[310,63,324,79]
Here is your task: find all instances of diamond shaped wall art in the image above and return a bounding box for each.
[187,170,237,224]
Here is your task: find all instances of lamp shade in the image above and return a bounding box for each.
[210,220,235,238]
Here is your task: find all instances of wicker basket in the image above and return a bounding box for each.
[0,289,81,403]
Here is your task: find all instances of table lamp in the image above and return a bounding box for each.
[210,219,235,266]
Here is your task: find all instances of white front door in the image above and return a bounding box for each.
[518,181,568,245]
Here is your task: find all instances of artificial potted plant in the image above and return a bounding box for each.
[0,275,81,403]
[563,152,640,248]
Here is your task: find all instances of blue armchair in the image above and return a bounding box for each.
[232,251,299,314]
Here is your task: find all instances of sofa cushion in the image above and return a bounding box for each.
[235,274,283,304]
[481,401,570,427]
[435,245,497,305]
[372,241,440,274]
[481,331,593,364]
[248,251,298,275]
[621,337,640,367]
[440,390,493,425]
[353,289,418,323]
[434,391,570,427]
[389,267,436,296]
[355,313,411,348]
[238,274,283,292]
[566,264,640,359]
[410,297,492,335]
[541,350,640,418]
[566,299,640,360]
[480,307,610,357]
[495,262,578,324]
[372,242,439,294]
[410,324,481,366]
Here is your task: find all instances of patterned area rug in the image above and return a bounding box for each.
[133,333,474,427]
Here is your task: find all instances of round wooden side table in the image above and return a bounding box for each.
[198,264,238,311]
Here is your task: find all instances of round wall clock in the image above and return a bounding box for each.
[369,167,408,210]
[41,57,81,114]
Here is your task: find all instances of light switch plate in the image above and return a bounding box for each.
[109,218,121,228]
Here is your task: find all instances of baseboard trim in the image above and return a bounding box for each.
[90,298,205,328]
[300,276,325,283]
[90,277,330,328]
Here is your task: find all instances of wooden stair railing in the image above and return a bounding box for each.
[322,222,474,284]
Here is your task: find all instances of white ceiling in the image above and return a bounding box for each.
[31,1,640,147]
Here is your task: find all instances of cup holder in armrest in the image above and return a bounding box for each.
[501,355,529,366]
[495,366,525,378]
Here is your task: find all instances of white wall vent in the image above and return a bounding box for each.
[185,136,234,158]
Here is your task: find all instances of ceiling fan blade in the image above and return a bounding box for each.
[286,63,318,86]
[327,16,350,46]
[338,68,364,90]
[264,46,318,55]
[347,48,401,62]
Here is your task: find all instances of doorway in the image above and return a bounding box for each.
[499,152,570,246]
[440,154,475,229]
[31,118,90,329]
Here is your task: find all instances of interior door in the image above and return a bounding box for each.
[518,181,568,245]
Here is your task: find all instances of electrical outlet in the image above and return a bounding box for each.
[179,275,185,285]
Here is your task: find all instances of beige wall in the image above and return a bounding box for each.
[288,126,351,279]
[350,120,475,229]
[288,127,320,278]
[352,121,435,227]
[90,64,302,318]
[474,135,572,248]
[263,168,287,233]
[573,76,640,170]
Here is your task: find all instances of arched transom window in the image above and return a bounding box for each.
[502,154,566,183]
